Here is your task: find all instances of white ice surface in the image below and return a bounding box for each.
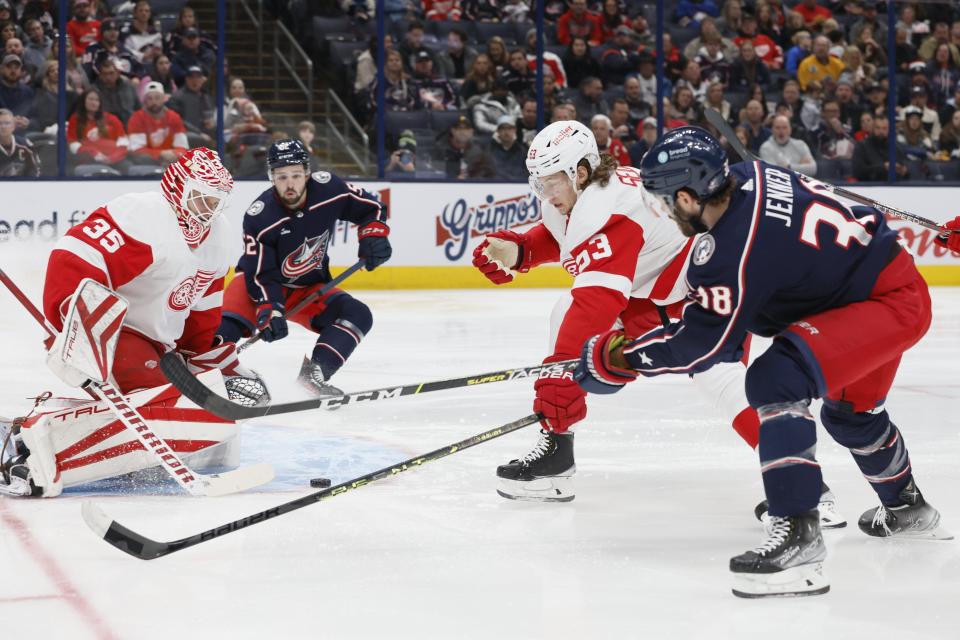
[1,253,959,639]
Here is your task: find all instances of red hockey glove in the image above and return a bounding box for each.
[533,357,587,433]
[934,216,960,253]
[574,330,638,395]
[472,230,528,285]
[358,221,392,271]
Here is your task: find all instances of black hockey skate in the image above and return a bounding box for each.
[731,509,829,598]
[297,357,344,401]
[755,482,847,530]
[224,372,271,407]
[496,429,575,502]
[0,418,39,497]
[858,479,953,540]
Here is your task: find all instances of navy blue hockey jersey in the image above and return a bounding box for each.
[237,171,386,305]
[623,160,901,375]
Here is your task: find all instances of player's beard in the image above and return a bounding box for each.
[279,185,307,208]
[670,202,710,237]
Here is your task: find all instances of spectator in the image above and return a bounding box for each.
[0,55,32,129]
[0,108,39,175]
[608,97,635,143]
[22,19,49,73]
[662,33,686,81]
[165,5,215,57]
[432,114,494,179]
[224,96,267,143]
[938,110,960,158]
[563,36,601,92]
[918,22,960,65]
[140,54,177,100]
[623,74,654,128]
[812,99,855,160]
[785,30,811,77]
[780,79,804,126]
[895,3,927,47]
[797,36,845,91]
[849,0,887,45]
[755,1,781,43]
[835,79,863,132]
[855,111,873,141]
[793,0,832,31]
[52,37,91,94]
[127,81,187,166]
[538,67,568,116]
[121,0,163,66]
[94,59,139,125]
[853,115,907,181]
[674,0,719,30]
[461,0,499,22]
[685,17,739,61]
[354,35,392,99]
[702,80,732,123]
[67,88,129,170]
[488,114,526,180]
[385,128,417,177]
[633,51,667,107]
[734,12,783,70]
[171,27,215,84]
[853,24,887,72]
[597,0,632,45]
[628,116,659,166]
[0,23,18,51]
[82,18,141,82]
[839,46,869,91]
[524,28,568,88]
[907,85,941,140]
[551,102,577,123]
[759,114,816,176]
[501,47,532,96]
[894,27,918,74]
[66,0,100,56]
[423,0,462,21]
[570,75,608,125]
[436,28,477,80]
[696,33,732,85]
[738,98,771,152]
[677,58,707,103]
[399,21,433,73]
[366,48,419,117]
[472,74,520,134]
[556,0,602,47]
[411,51,458,111]
[461,54,496,106]
[729,40,771,92]
[799,79,823,132]
[717,0,743,38]
[599,26,642,87]
[927,43,960,105]
[863,80,887,118]
[295,120,321,171]
[500,0,530,23]
[29,60,76,132]
[20,1,54,36]
[897,105,934,162]
[666,85,698,125]
[590,113,629,166]
[940,82,960,128]
[486,36,509,71]
[517,96,538,145]
[4,38,35,85]
[168,66,214,143]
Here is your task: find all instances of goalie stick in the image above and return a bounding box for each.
[237,260,365,353]
[703,108,948,234]
[161,351,578,420]
[0,266,273,497]
[81,412,542,559]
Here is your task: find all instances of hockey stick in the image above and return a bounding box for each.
[81,412,542,559]
[0,266,273,497]
[703,108,946,233]
[161,351,578,420]
[237,260,366,353]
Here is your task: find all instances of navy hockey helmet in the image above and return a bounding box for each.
[267,138,310,171]
[639,126,729,202]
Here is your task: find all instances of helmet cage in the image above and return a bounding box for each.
[161,148,234,247]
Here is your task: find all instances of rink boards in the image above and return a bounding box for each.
[2,179,959,286]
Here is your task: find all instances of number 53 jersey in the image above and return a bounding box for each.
[623,160,902,376]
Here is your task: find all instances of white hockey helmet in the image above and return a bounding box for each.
[161,147,235,248]
[526,120,600,199]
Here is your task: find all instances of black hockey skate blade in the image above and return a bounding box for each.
[310,477,332,488]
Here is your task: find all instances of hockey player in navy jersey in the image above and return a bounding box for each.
[577,126,951,598]
[216,139,391,405]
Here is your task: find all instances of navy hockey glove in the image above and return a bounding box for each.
[256,301,288,342]
[575,330,638,395]
[358,221,392,271]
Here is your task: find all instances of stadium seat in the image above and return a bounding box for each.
[149,0,188,15]
[74,164,122,177]
[33,139,57,177]
[927,160,960,182]
[475,22,518,45]
[385,111,431,137]
[515,22,553,45]
[233,145,269,179]
[156,13,178,34]
[905,159,928,180]
[429,20,476,43]
[313,15,353,43]
[430,110,470,133]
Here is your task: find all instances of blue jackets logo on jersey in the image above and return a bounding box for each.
[281,231,330,279]
[693,235,716,266]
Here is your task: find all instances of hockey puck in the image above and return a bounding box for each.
[310,477,332,488]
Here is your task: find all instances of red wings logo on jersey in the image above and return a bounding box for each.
[561,257,579,276]
[168,269,218,311]
[282,231,329,279]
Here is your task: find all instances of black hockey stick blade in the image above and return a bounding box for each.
[702,108,943,232]
[238,260,365,353]
[161,351,576,420]
[80,413,542,560]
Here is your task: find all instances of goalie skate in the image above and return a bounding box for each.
[731,509,829,599]
[0,417,37,497]
[496,429,575,502]
[858,480,953,540]
[755,483,847,530]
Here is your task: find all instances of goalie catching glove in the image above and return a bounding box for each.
[575,329,638,395]
[46,278,128,388]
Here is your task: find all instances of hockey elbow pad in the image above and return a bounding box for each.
[574,330,638,395]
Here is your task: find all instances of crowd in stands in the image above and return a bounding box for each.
[0,0,280,177]
[329,0,960,182]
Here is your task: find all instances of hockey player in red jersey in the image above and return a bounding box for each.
[0,148,258,498]
[472,120,777,505]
